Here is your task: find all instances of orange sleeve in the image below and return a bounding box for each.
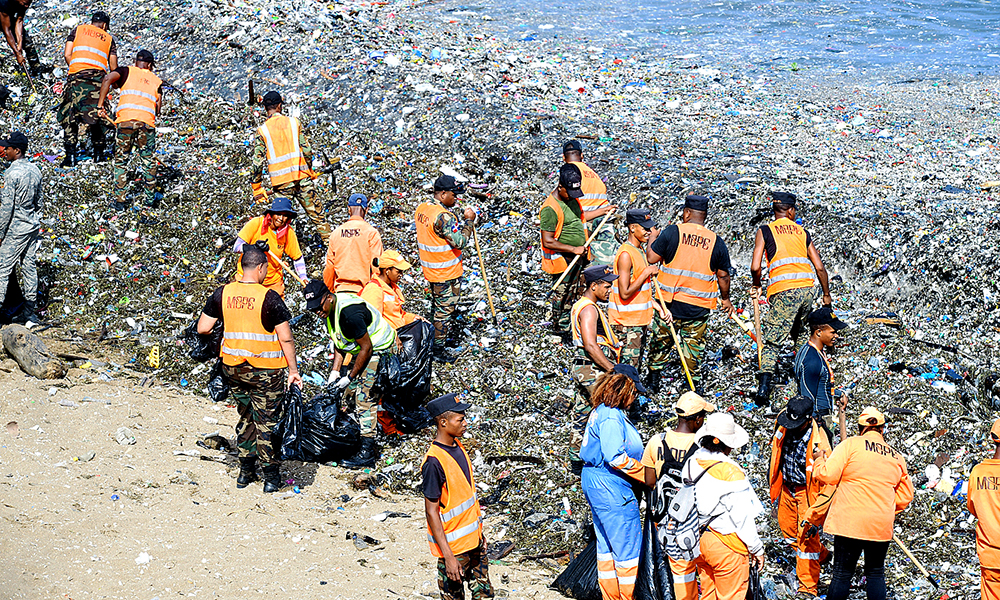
[370,228,384,272]
[403,312,417,326]
[237,218,258,244]
[893,459,914,514]
[813,438,850,485]
[323,242,336,292]
[285,228,302,261]
[359,281,382,311]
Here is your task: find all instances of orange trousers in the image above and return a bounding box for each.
[695,531,749,600]
[668,556,698,600]
[778,485,829,594]
[983,567,1000,600]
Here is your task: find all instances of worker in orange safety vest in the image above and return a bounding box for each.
[360,249,426,330]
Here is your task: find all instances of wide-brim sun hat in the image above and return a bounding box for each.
[697,412,749,450]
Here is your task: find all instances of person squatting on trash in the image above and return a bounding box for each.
[683,412,765,600]
[0,0,50,77]
[0,131,41,325]
[304,279,397,469]
[645,194,734,394]
[769,395,835,597]
[751,191,833,408]
[233,197,307,298]
[540,163,587,339]
[642,391,715,600]
[562,139,617,265]
[967,418,1000,600]
[98,49,163,210]
[250,90,331,243]
[324,192,383,293]
[812,406,914,600]
[360,250,425,330]
[794,307,849,436]
[57,11,116,166]
[196,243,301,493]
[422,393,494,600]
[414,174,477,363]
[580,365,649,600]
[608,208,660,370]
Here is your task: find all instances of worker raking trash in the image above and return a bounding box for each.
[57,11,115,166]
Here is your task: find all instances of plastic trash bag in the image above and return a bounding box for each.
[0,271,24,325]
[552,539,602,600]
[746,563,763,600]
[297,386,362,463]
[182,317,223,363]
[635,503,673,600]
[371,320,434,433]
[207,360,230,403]
[276,384,303,461]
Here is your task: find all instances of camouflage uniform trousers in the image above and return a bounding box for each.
[273,178,331,241]
[612,325,646,370]
[588,226,618,267]
[0,230,39,304]
[547,257,586,333]
[345,349,396,438]
[223,362,285,467]
[114,123,156,201]
[430,277,462,346]
[438,540,494,600]
[760,286,816,374]
[647,312,710,384]
[56,70,109,147]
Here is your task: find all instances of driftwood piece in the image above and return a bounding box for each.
[1,324,66,379]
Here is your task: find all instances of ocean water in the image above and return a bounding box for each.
[440,0,1000,77]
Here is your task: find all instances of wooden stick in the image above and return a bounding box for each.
[21,63,36,95]
[652,280,695,392]
[266,249,306,286]
[893,534,939,589]
[729,312,758,342]
[752,293,763,368]
[547,211,615,294]
[472,227,498,325]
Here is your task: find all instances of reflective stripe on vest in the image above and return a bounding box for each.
[571,296,621,360]
[569,161,609,212]
[422,441,483,557]
[325,293,395,354]
[655,223,720,310]
[608,242,654,326]
[765,217,815,297]
[415,202,463,282]
[257,114,308,186]
[219,282,287,369]
[114,68,161,127]
[539,193,568,274]
[68,24,112,74]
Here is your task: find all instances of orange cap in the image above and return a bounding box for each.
[990,419,1000,443]
[375,249,411,270]
[857,406,886,427]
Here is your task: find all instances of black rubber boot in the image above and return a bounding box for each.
[754,373,772,407]
[644,369,661,396]
[236,456,258,488]
[12,300,39,325]
[262,464,282,493]
[60,143,76,168]
[342,438,379,469]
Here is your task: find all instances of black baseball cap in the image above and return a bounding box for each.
[303,280,331,312]
[92,11,110,24]
[433,175,464,194]
[427,393,472,418]
[563,139,583,153]
[262,91,283,107]
[559,164,584,199]
[771,191,797,207]
[0,131,28,151]
[684,195,709,212]
[776,395,813,430]
[136,49,155,64]
[808,306,848,331]
[583,264,617,284]
[625,208,655,228]
[612,363,648,395]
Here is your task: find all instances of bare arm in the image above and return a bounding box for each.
[644,465,656,488]
[583,204,616,221]
[196,312,217,334]
[579,305,615,372]
[716,268,735,315]
[425,498,462,581]
[616,252,658,302]
[645,226,663,265]
[330,347,345,377]
[63,40,72,65]
[108,50,117,71]
[750,228,765,290]
[807,241,832,304]
[541,230,584,255]
[0,13,19,60]
[97,69,122,117]
[348,333,374,380]
[274,321,301,388]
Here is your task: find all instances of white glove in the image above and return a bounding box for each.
[332,375,351,390]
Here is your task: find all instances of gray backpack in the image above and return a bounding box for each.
[659,461,721,562]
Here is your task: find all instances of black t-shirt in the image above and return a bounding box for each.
[759,225,812,262]
[110,66,164,94]
[0,0,28,19]
[421,441,472,502]
[338,303,372,340]
[203,283,292,332]
[649,224,732,320]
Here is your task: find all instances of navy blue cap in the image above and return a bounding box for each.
[559,163,584,199]
[583,264,617,284]
[262,91,282,107]
[433,175,465,194]
[771,191,797,207]
[684,195,709,212]
[427,393,472,418]
[563,139,583,153]
[265,196,296,216]
[136,49,155,64]
[612,363,648,395]
[348,193,369,208]
[808,307,848,331]
[0,131,27,151]
[626,208,655,228]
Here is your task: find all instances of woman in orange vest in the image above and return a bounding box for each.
[422,393,493,600]
[812,407,914,600]
[58,11,116,166]
[608,208,660,369]
[360,249,425,329]
[234,197,307,298]
[97,49,162,210]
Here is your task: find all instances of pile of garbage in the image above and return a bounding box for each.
[2,0,998,595]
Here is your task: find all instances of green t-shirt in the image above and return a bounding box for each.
[539,196,585,247]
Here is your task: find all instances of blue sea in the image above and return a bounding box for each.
[439,0,1000,77]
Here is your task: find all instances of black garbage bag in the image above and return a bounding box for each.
[0,270,24,324]
[207,360,230,403]
[371,320,434,433]
[297,386,362,463]
[276,384,304,461]
[552,540,601,600]
[183,317,223,363]
[746,563,763,600]
[635,504,673,600]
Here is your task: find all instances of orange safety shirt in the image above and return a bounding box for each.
[360,276,417,330]
[656,222,720,310]
[969,458,1000,568]
[115,67,161,127]
[323,216,383,293]
[257,114,309,186]
[608,241,654,326]
[571,296,621,362]
[414,202,463,283]
[768,420,835,526]
[812,430,914,542]
[764,217,815,297]
[68,24,113,74]
[235,216,302,298]
[423,441,483,557]
[219,282,287,370]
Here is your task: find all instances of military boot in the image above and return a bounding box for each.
[236,456,258,488]
[261,464,282,493]
[644,369,661,396]
[341,438,379,469]
[60,143,76,168]
[12,300,39,325]
[754,373,772,407]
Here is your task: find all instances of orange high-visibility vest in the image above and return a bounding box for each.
[768,420,835,526]
[115,67,161,127]
[568,161,609,217]
[765,217,815,297]
[608,242,654,326]
[422,441,483,557]
[68,24,112,74]
[656,222,720,310]
[571,296,621,361]
[219,282,288,370]
[257,114,309,187]
[540,193,569,274]
[415,202,463,283]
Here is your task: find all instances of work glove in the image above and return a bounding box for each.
[332,375,351,391]
[251,182,270,204]
[253,240,270,253]
[800,520,820,540]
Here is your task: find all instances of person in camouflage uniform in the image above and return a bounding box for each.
[540,164,588,338]
[57,12,116,166]
[0,132,42,324]
[437,544,493,600]
[562,140,618,265]
[0,0,51,78]
[251,91,330,246]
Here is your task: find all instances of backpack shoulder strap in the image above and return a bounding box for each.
[689,460,723,485]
